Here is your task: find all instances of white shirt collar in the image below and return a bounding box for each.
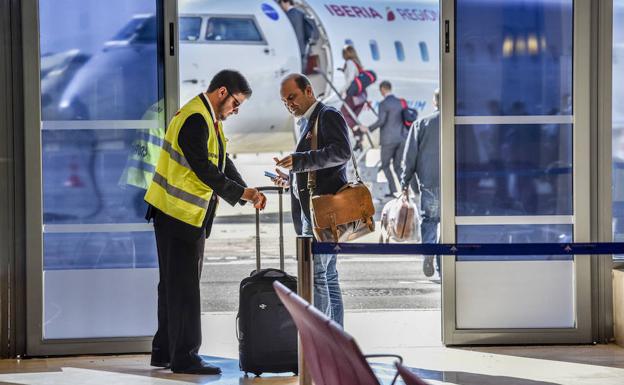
[299,100,319,123]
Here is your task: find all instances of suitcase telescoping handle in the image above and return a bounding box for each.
[255,186,285,272]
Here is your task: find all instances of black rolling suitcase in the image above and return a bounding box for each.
[237,187,298,376]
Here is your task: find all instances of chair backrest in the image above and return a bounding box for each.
[273,281,380,385]
[396,362,429,385]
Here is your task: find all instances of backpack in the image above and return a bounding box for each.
[400,98,418,129]
[345,62,377,97]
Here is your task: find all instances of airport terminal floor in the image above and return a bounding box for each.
[1,325,624,385]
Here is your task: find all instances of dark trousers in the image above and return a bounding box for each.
[421,188,441,273]
[152,218,205,370]
[380,142,405,194]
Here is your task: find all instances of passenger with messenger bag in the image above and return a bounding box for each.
[274,73,357,326]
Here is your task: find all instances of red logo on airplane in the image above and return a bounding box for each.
[386,7,396,22]
[324,4,383,19]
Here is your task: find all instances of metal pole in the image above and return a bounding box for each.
[279,189,285,271]
[296,236,314,385]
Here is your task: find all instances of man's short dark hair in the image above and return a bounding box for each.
[208,70,252,97]
[293,74,312,92]
[380,80,392,91]
[279,0,295,5]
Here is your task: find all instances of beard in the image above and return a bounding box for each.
[216,99,228,121]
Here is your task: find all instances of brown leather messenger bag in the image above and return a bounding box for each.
[307,114,375,243]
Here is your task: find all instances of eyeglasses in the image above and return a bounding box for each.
[225,88,241,109]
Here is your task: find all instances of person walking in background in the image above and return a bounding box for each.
[359,81,408,198]
[278,0,318,71]
[401,89,440,278]
[273,73,351,326]
[340,45,368,150]
[144,70,266,374]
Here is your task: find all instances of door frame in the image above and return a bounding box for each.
[440,0,594,345]
[23,0,179,356]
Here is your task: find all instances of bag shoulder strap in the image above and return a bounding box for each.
[353,60,364,73]
[307,108,363,195]
[307,114,319,192]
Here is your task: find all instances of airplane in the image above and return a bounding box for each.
[57,0,440,153]
[178,0,439,153]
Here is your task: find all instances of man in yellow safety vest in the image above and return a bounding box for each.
[144,70,265,375]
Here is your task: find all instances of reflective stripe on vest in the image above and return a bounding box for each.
[151,172,210,209]
[122,100,166,190]
[144,95,226,227]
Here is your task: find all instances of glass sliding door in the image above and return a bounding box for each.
[441,0,592,344]
[25,0,178,355]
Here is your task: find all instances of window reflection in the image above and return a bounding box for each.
[456,225,573,261]
[44,232,157,270]
[41,6,162,121]
[42,129,158,225]
[456,124,573,216]
[39,0,163,340]
[179,17,202,41]
[455,0,573,116]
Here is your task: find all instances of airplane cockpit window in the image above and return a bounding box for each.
[395,41,405,62]
[206,17,264,43]
[345,39,354,46]
[179,17,202,41]
[369,40,380,61]
[419,41,430,62]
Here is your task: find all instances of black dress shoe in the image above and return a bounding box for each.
[172,361,222,375]
[150,358,170,368]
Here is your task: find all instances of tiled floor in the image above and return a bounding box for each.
[1,311,623,385]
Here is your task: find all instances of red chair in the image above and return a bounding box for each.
[396,362,429,385]
[273,281,405,385]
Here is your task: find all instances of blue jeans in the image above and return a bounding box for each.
[421,188,441,273]
[301,212,344,326]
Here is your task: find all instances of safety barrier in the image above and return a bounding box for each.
[312,241,624,255]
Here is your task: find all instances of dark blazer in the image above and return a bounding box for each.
[289,102,352,235]
[401,111,440,191]
[286,7,308,57]
[368,94,408,146]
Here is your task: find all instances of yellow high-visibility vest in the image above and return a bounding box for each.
[144,95,227,227]
[120,100,165,189]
